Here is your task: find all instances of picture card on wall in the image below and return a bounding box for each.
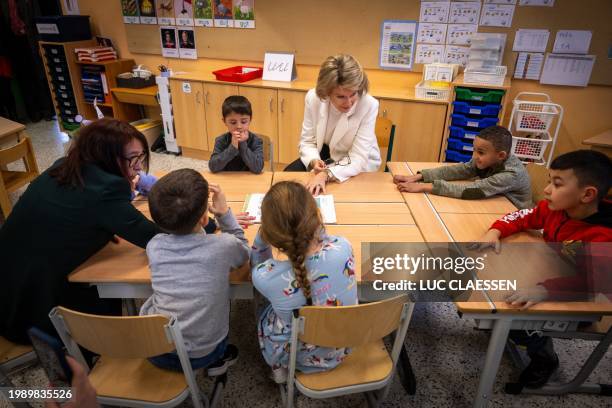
[512,29,549,53]
[519,0,554,6]
[263,52,297,82]
[447,24,478,46]
[445,45,470,67]
[540,53,595,87]
[415,44,445,64]
[194,0,213,27]
[213,0,234,27]
[178,28,197,59]
[175,0,194,26]
[121,0,140,24]
[420,1,450,23]
[139,0,157,24]
[379,20,417,71]
[234,0,255,29]
[449,2,481,24]
[553,30,592,54]
[479,4,515,27]
[156,0,175,25]
[484,0,517,4]
[417,23,447,44]
[160,26,179,58]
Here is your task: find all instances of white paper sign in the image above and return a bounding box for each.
[553,30,592,54]
[445,45,470,67]
[420,1,450,23]
[160,26,179,58]
[417,23,447,44]
[447,24,478,45]
[485,0,517,4]
[514,52,544,79]
[449,2,481,24]
[263,52,297,81]
[480,4,515,27]
[416,44,445,64]
[178,28,197,59]
[513,29,550,53]
[379,20,417,70]
[519,0,554,6]
[540,53,595,87]
[182,82,192,93]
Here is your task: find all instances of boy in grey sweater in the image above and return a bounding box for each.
[208,95,264,173]
[140,168,250,372]
[393,125,533,209]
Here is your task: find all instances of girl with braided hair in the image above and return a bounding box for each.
[251,181,358,379]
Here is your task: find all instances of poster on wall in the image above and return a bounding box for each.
[178,28,198,59]
[156,0,175,25]
[415,44,445,64]
[445,45,469,67]
[479,3,515,27]
[213,0,234,27]
[121,0,140,24]
[160,26,179,58]
[416,23,447,45]
[447,24,478,46]
[379,20,417,71]
[233,0,255,29]
[139,0,157,24]
[194,0,214,27]
[449,1,481,24]
[175,0,194,26]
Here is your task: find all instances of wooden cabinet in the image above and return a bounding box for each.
[239,86,279,160]
[204,83,239,150]
[169,80,208,153]
[378,99,447,162]
[278,90,306,164]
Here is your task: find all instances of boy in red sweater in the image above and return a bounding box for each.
[477,150,612,388]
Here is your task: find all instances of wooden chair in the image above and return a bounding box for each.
[375,116,396,172]
[258,133,274,171]
[0,336,37,374]
[0,136,39,218]
[282,295,414,408]
[49,306,227,408]
[525,162,549,203]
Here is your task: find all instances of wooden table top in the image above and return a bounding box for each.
[438,213,542,243]
[582,129,612,148]
[0,116,25,140]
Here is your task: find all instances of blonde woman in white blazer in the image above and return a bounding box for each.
[284,55,381,195]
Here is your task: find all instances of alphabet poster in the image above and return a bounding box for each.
[156,0,175,25]
[194,0,213,27]
[175,0,194,26]
[139,0,157,24]
[213,0,234,27]
[121,0,139,24]
[233,0,255,29]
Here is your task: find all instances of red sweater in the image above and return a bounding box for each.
[491,199,612,301]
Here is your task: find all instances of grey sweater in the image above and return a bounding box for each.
[140,209,250,358]
[208,131,264,173]
[420,155,533,209]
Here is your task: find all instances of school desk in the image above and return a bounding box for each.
[582,129,612,158]
[271,171,404,203]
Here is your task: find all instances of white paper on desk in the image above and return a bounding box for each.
[416,44,445,64]
[513,29,550,52]
[518,0,554,6]
[242,193,337,224]
[540,53,595,87]
[420,1,450,23]
[445,45,470,67]
[417,23,447,44]
[449,2,481,24]
[553,30,592,55]
[479,4,515,27]
[447,24,478,45]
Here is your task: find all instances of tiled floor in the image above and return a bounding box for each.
[1,120,610,407]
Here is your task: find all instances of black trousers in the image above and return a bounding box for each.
[284,144,331,171]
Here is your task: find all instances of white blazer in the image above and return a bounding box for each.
[299,89,381,182]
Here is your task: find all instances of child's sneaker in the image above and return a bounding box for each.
[207,344,238,376]
[519,348,559,388]
[270,367,288,384]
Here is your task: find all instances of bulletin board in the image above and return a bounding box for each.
[123,0,612,85]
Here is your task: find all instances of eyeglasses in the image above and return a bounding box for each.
[123,152,146,168]
[324,156,351,167]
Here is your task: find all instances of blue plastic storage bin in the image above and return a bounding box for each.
[445,149,472,163]
[449,126,479,140]
[451,114,498,129]
[447,138,474,152]
[452,101,501,117]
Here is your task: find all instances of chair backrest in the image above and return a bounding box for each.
[375,116,396,170]
[526,163,549,203]
[298,294,409,348]
[50,306,175,359]
[0,137,38,173]
[258,133,274,171]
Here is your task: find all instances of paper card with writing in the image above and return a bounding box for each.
[262,52,297,81]
[415,44,445,64]
[447,24,477,46]
[417,23,447,44]
[484,0,517,4]
[519,0,554,6]
[512,29,549,52]
[160,26,179,58]
[480,4,515,27]
[540,53,595,87]
[445,45,470,67]
[156,0,175,24]
[553,30,592,55]
[449,2,481,24]
[194,0,213,27]
[139,0,157,24]
[175,0,194,26]
[234,0,255,29]
[213,0,234,27]
[121,0,140,24]
[178,28,197,59]
[420,1,450,23]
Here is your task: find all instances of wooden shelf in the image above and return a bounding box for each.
[75,58,134,66]
[111,86,158,107]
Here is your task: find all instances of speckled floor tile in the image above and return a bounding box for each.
[1,120,610,407]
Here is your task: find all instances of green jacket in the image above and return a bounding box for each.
[0,160,160,342]
[420,155,533,209]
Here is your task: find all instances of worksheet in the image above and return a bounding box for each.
[416,44,445,64]
[420,1,451,23]
[417,23,447,44]
[447,24,477,46]
[449,1,481,24]
[512,29,549,53]
[540,53,595,87]
[479,3,515,27]
[552,30,592,54]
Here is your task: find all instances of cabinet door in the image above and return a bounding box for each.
[238,86,279,161]
[169,80,208,151]
[277,90,306,165]
[203,83,239,151]
[378,99,447,162]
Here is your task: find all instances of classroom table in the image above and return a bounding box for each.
[582,129,612,158]
[0,117,26,148]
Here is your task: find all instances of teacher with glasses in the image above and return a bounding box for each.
[0,118,161,344]
[284,54,381,195]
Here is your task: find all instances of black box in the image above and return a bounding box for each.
[116,76,156,89]
[35,16,91,42]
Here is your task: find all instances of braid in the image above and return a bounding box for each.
[289,236,312,305]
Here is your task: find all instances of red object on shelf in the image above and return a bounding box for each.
[212,66,263,83]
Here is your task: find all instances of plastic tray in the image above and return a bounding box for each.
[415,80,450,101]
[213,66,263,83]
[445,149,472,163]
[452,101,501,117]
[447,137,474,152]
[449,126,479,140]
[451,114,498,129]
[455,87,504,103]
[511,132,552,161]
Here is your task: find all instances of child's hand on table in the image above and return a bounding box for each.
[396,182,432,193]
[393,174,422,184]
[235,212,256,229]
[505,285,549,310]
[469,229,502,254]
